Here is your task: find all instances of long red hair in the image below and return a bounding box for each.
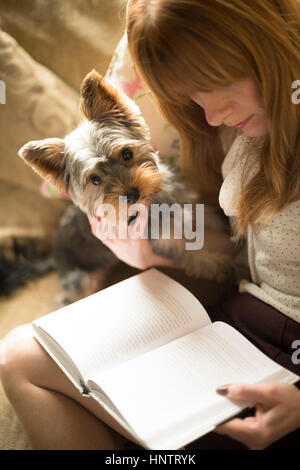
[127,0,300,235]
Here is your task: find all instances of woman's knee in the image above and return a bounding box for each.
[0,323,39,393]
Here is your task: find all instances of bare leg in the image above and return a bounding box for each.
[0,324,127,450]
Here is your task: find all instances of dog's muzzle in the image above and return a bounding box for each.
[125,188,140,204]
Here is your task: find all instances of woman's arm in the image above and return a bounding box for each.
[88,212,239,271]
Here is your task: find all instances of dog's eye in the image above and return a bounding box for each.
[90,174,102,186]
[121,148,133,161]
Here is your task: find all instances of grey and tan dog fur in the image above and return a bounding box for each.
[19,70,239,305]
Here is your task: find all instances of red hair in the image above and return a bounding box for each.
[127,0,300,235]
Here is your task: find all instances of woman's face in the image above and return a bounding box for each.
[191,78,268,137]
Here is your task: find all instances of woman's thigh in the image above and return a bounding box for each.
[1,324,134,443]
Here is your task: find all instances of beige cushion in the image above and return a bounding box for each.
[0,29,80,194]
[0,29,78,250]
[0,0,126,91]
[0,390,31,450]
[0,180,69,249]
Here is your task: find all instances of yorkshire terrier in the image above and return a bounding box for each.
[18,70,239,305]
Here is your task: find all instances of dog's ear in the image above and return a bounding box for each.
[18,138,67,192]
[80,70,146,127]
[80,70,119,120]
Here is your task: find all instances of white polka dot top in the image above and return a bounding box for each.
[219,134,300,323]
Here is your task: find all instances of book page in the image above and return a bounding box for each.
[91,321,298,450]
[33,268,211,381]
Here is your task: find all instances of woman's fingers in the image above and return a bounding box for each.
[216,382,280,407]
[88,206,149,242]
[214,382,300,449]
[216,416,267,449]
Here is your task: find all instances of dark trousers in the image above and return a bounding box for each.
[207,287,300,376]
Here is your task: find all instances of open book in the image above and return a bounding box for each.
[32,268,298,450]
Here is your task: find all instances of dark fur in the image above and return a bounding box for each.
[0,239,53,295]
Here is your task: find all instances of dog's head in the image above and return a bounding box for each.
[19,70,164,225]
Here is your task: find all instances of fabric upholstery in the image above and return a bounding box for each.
[0,1,127,450]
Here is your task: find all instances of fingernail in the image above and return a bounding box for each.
[216,385,229,396]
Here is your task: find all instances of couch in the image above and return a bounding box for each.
[0,0,127,450]
[0,0,232,450]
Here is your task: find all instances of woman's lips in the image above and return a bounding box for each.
[233,115,253,129]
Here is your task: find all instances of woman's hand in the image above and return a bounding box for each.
[87,212,177,270]
[215,382,300,449]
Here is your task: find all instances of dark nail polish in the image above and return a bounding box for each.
[216,385,229,396]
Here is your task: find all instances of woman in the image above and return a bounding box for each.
[91,0,300,449]
[1,0,300,450]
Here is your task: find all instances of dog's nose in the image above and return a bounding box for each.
[125,188,140,204]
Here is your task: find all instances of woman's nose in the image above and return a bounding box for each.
[204,104,233,127]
